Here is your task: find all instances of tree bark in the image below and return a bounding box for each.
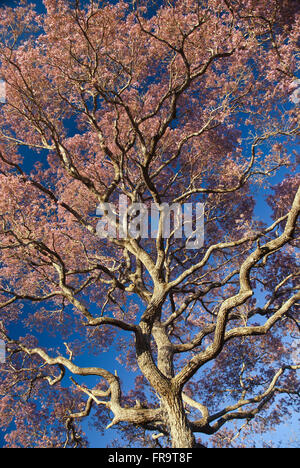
[163,392,196,448]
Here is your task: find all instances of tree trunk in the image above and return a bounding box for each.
[163,393,196,448]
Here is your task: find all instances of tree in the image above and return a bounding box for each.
[0,0,299,449]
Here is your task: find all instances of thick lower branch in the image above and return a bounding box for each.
[190,364,300,435]
[174,187,300,388]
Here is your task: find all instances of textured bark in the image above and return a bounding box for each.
[136,302,196,448]
[152,321,175,379]
[163,392,196,448]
